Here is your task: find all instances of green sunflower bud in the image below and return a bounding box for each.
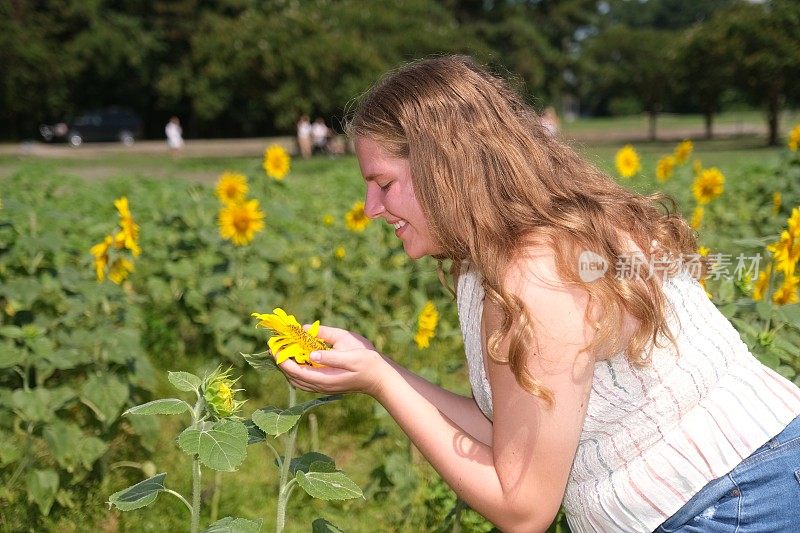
[203,367,246,419]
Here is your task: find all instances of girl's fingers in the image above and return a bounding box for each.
[308,349,360,371]
[303,324,355,344]
[289,379,318,393]
[280,359,346,388]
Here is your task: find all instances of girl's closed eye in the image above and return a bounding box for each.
[379,181,393,192]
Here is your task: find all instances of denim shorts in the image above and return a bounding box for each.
[654,415,800,532]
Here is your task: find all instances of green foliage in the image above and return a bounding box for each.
[107,472,167,512]
[203,516,263,533]
[6,143,800,531]
[251,396,340,437]
[176,420,249,472]
[108,368,254,532]
[0,171,156,522]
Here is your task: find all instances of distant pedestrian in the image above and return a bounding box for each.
[297,115,312,159]
[165,116,184,157]
[541,106,560,137]
[311,117,329,155]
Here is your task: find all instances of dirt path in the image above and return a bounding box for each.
[1,136,296,159]
[0,120,773,160]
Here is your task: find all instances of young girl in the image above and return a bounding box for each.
[279,56,800,532]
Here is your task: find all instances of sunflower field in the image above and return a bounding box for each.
[2,129,800,532]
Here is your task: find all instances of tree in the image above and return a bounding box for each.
[583,26,677,140]
[715,0,800,145]
[674,21,733,139]
[603,0,736,30]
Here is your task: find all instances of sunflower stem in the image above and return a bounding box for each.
[191,456,201,533]
[189,393,205,533]
[323,267,333,323]
[309,413,319,452]
[210,470,222,522]
[276,386,298,533]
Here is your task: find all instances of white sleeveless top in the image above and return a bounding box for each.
[456,262,800,532]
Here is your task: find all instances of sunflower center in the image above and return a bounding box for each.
[233,211,251,232]
[287,324,327,351]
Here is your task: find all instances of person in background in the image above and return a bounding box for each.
[297,114,312,159]
[165,116,184,157]
[311,117,329,155]
[541,105,560,137]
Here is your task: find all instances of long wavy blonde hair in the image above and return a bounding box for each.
[347,55,697,405]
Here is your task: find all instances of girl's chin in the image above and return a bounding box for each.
[402,243,435,260]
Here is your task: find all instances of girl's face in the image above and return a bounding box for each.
[355,137,442,259]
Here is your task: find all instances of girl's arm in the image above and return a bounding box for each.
[382,357,493,445]
[282,251,594,531]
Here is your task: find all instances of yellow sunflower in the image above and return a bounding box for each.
[773,274,800,305]
[655,155,676,183]
[768,230,800,276]
[114,196,132,219]
[251,308,329,365]
[614,145,641,179]
[108,257,135,285]
[335,246,346,259]
[345,201,371,232]
[692,167,725,205]
[113,197,141,256]
[752,264,771,302]
[215,171,249,204]
[322,214,334,226]
[788,124,800,152]
[90,235,113,281]
[690,206,704,230]
[773,192,782,215]
[698,276,712,299]
[787,207,800,237]
[218,199,265,246]
[673,140,693,164]
[263,145,291,180]
[414,301,439,349]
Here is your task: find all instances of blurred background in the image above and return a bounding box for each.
[2,0,798,145]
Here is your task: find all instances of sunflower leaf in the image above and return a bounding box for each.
[27,469,59,515]
[107,472,167,511]
[244,419,266,445]
[124,398,191,416]
[289,452,336,475]
[241,351,278,374]
[201,516,263,533]
[295,470,363,501]
[251,396,341,437]
[168,371,202,393]
[312,518,345,533]
[251,407,299,437]
[176,419,248,472]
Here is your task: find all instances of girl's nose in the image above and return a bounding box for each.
[364,188,385,219]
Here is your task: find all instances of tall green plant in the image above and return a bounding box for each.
[108,368,259,533]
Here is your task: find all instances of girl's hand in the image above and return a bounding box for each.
[278,325,391,398]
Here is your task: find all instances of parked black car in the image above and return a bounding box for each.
[39,108,142,146]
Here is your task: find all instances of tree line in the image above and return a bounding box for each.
[1,0,798,144]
